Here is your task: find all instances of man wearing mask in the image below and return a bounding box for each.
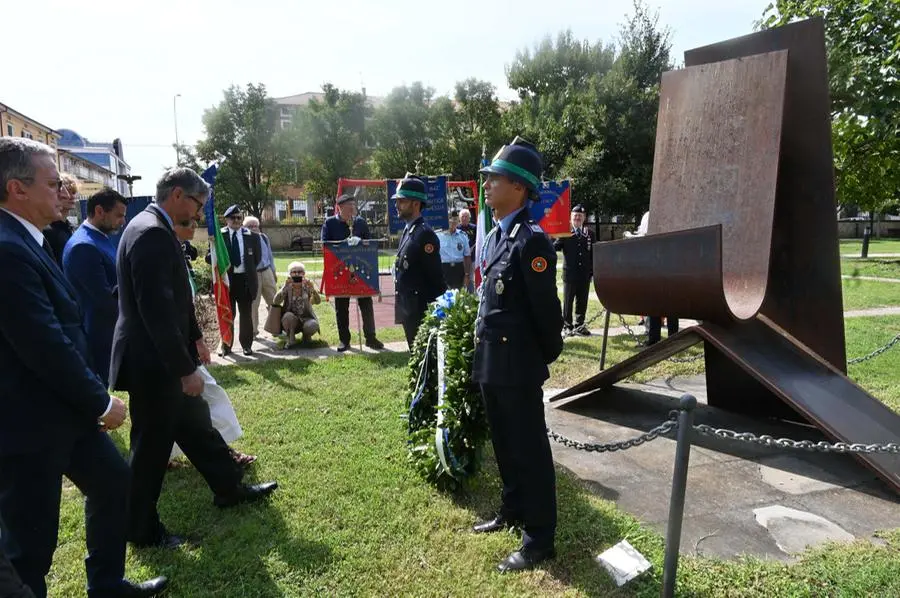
[41,173,78,266]
[209,205,261,356]
[392,177,446,347]
[554,204,593,336]
[62,188,128,385]
[321,194,383,352]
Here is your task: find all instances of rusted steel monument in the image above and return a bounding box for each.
[552,18,900,495]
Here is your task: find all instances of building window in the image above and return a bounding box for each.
[6,123,13,136]
[23,131,33,140]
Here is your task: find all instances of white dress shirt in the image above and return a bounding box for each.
[226,227,246,273]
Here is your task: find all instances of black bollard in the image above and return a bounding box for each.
[661,394,697,598]
[861,226,871,258]
[600,309,612,370]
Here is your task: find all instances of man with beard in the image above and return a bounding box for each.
[63,188,128,385]
[391,177,446,347]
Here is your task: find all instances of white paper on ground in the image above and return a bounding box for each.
[595,539,652,586]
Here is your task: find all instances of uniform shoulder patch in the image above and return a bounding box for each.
[424,243,435,254]
[529,223,544,233]
[531,256,548,273]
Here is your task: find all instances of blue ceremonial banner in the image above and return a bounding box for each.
[387,175,449,234]
[323,240,381,297]
[528,179,571,237]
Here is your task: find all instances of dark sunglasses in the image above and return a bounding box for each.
[18,177,64,191]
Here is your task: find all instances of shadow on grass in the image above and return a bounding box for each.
[444,445,659,596]
[131,467,333,597]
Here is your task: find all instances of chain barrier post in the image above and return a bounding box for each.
[662,394,696,598]
[600,309,612,370]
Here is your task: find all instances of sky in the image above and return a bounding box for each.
[3,0,763,196]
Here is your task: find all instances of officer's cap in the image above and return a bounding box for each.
[336,194,356,205]
[223,204,242,218]
[571,204,586,214]
[391,176,428,205]
[479,136,543,196]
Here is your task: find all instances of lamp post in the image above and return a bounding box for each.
[117,174,142,198]
[173,93,181,165]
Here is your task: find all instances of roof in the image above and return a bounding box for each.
[58,148,115,175]
[274,92,385,110]
[0,102,60,136]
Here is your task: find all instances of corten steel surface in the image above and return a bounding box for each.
[561,19,900,495]
[685,17,847,373]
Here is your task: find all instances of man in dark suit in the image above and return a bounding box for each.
[321,194,384,352]
[554,204,594,336]
[0,138,167,597]
[471,137,563,573]
[392,177,447,348]
[209,205,261,356]
[110,167,277,550]
[62,189,128,385]
[41,173,78,266]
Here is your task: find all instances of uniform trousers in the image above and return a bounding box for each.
[562,277,591,329]
[480,383,556,551]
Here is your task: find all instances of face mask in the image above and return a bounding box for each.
[291,275,304,283]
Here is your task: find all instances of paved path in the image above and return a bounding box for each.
[842,274,900,284]
[843,306,900,318]
[842,253,900,258]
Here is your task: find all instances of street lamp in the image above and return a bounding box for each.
[117,174,142,198]
[173,93,181,164]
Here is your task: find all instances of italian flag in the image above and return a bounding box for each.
[201,165,234,347]
[474,159,493,290]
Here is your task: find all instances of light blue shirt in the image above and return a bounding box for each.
[258,233,275,271]
[154,202,174,229]
[498,207,526,234]
[436,228,471,264]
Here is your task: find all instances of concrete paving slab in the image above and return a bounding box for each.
[753,505,855,554]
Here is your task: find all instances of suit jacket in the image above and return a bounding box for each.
[62,223,119,385]
[473,209,563,386]
[42,219,74,267]
[553,227,594,282]
[207,226,262,299]
[0,209,109,455]
[393,216,446,322]
[109,204,201,391]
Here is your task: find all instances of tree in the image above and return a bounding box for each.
[195,83,285,217]
[172,143,208,174]
[565,1,672,220]
[426,79,505,179]
[370,82,435,178]
[761,0,900,215]
[286,83,371,202]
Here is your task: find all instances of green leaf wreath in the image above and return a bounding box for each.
[405,290,490,490]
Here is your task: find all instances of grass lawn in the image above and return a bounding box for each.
[273,252,395,274]
[841,278,900,310]
[839,238,900,255]
[841,258,900,279]
[46,313,900,596]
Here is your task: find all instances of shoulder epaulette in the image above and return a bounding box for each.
[529,223,544,233]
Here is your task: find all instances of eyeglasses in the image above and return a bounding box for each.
[18,177,63,191]
[186,195,204,212]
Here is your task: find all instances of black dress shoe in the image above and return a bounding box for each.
[243,348,253,356]
[472,514,518,534]
[213,481,278,508]
[365,338,384,350]
[336,342,350,352]
[497,546,556,573]
[130,532,186,550]
[119,576,169,597]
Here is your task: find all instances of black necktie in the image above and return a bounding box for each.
[41,238,56,262]
[229,231,241,268]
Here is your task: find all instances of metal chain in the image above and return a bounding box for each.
[847,333,900,365]
[547,414,678,453]
[668,353,704,364]
[692,424,900,454]
[618,314,647,344]
[563,309,607,338]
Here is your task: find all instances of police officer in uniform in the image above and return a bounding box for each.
[321,194,384,352]
[392,176,446,348]
[435,210,471,290]
[471,137,563,572]
[554,204,593,335]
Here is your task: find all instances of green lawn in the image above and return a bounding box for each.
[841,278,900,310]
[841,258,900,279]
[46,312,900,596]
[273,252,395,274]
[839,238,900,255]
